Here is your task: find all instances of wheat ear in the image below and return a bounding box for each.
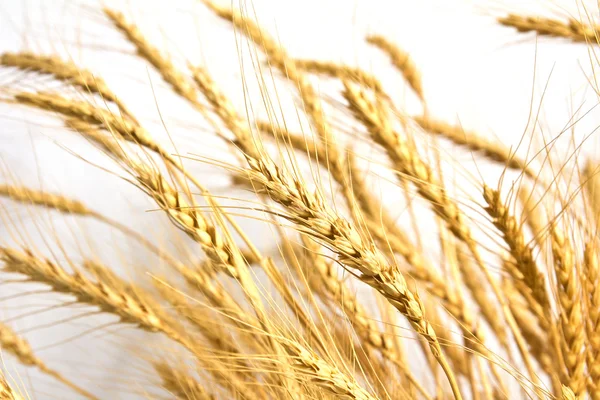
[0,370,22,400]
[0,184,94,216]
[498,14,600,43]
[1,249,261,399]
[0,322,98,399]
[0,248,182,337]
[551,227,586,396]
[298,238,434,399]
[413,116,535,179]
[256,120,418,261]
[0,52,135,121]
[584,242,600,399]
[154,362,215,400]
[483,186,549,314]
[293,59,390,101]
[256,94,471,344]
[102,9,198,104]
[583,161,600,229]
[366,35,424,101]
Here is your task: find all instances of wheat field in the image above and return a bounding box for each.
[0,0,599,398]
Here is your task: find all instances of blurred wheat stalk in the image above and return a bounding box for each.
[0,1,598,399]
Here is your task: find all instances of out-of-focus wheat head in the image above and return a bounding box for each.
[0,0,599,399]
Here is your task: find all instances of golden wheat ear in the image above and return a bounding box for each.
[153,362,215,400]
[0,52,136,121]
[498,14,600,43]
[366,35,424,102]
[0,322,98,399]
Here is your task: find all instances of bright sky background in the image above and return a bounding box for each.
[0,0,599,398]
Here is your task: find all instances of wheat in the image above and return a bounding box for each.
[0,322,98,399]
[0,370,21,400]
[0,248,181,337]
[103,9,198,104]
[293,59,389,100]
[297,238,434,397]
[192,53,463,398]
[0,248,262,399]
[413,116,535,179]
[366,35,424,101]
[14,91,159,154]
[154,362,215,400]
[551,226,586,396]
[584,242,600,399]
[498,14,600,43]
[0,184,94,216]
[583,161,600,228]
[0,52,135,120]
[483,186,549,313]
[2,2,600,399]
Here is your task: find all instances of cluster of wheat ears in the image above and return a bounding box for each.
[0,1,599,399]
